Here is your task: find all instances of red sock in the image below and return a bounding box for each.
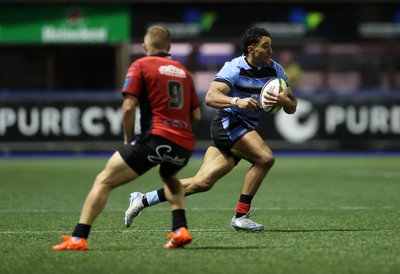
[235,202,250,218]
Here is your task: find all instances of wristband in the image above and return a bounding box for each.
[231,97,239,107]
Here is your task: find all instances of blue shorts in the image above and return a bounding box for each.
[210,111,254,162]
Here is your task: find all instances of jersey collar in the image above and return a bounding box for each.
[150,52,172,59]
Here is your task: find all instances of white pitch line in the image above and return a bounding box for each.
[347,169,400,179]
[0,228,226,235]
[0,206,397,214]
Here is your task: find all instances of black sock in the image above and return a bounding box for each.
[142,196,149,207]
[157,188,167,202]
[172,209,187,231]
[72,223,91,239]
[239,194,253,204]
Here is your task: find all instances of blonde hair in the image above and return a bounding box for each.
[144,25,171,52]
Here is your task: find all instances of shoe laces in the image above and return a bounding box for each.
[239,217,258,226]
[236,208,259,225]
[237,207,254,219]
[243,208,254,218]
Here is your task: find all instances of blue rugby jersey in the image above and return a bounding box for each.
[214,55,288,129]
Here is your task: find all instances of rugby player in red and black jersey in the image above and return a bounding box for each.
[52,25,201,250]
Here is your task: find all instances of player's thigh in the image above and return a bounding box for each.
[232,131,273,163]
[97,151,139,188]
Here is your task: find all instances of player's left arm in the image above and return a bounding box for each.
[281,86,297,114]
[274,64,297,114]
[267,85,297,114]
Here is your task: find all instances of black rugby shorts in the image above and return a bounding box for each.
[118,134,193,178]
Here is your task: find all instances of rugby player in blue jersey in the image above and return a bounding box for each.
[125,27,297,232]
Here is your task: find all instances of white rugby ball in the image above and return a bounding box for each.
[259,77,288,114]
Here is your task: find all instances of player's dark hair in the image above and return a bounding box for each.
[241,27,271,55]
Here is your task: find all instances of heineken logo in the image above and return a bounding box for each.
[0,5,129,43]
[42,26,108,43]
[41,7,108,43]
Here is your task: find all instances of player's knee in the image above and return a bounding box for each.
[94,172,114,190]
[94,173,106,185]
[257,153,275,169]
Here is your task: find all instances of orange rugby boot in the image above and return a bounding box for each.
[164,227,192,249]
[52,236,88,251]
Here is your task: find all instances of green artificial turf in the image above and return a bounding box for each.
[0,156,399,274]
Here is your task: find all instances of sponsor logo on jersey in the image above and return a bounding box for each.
[163,119,188,128]
[159,65,186,78]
